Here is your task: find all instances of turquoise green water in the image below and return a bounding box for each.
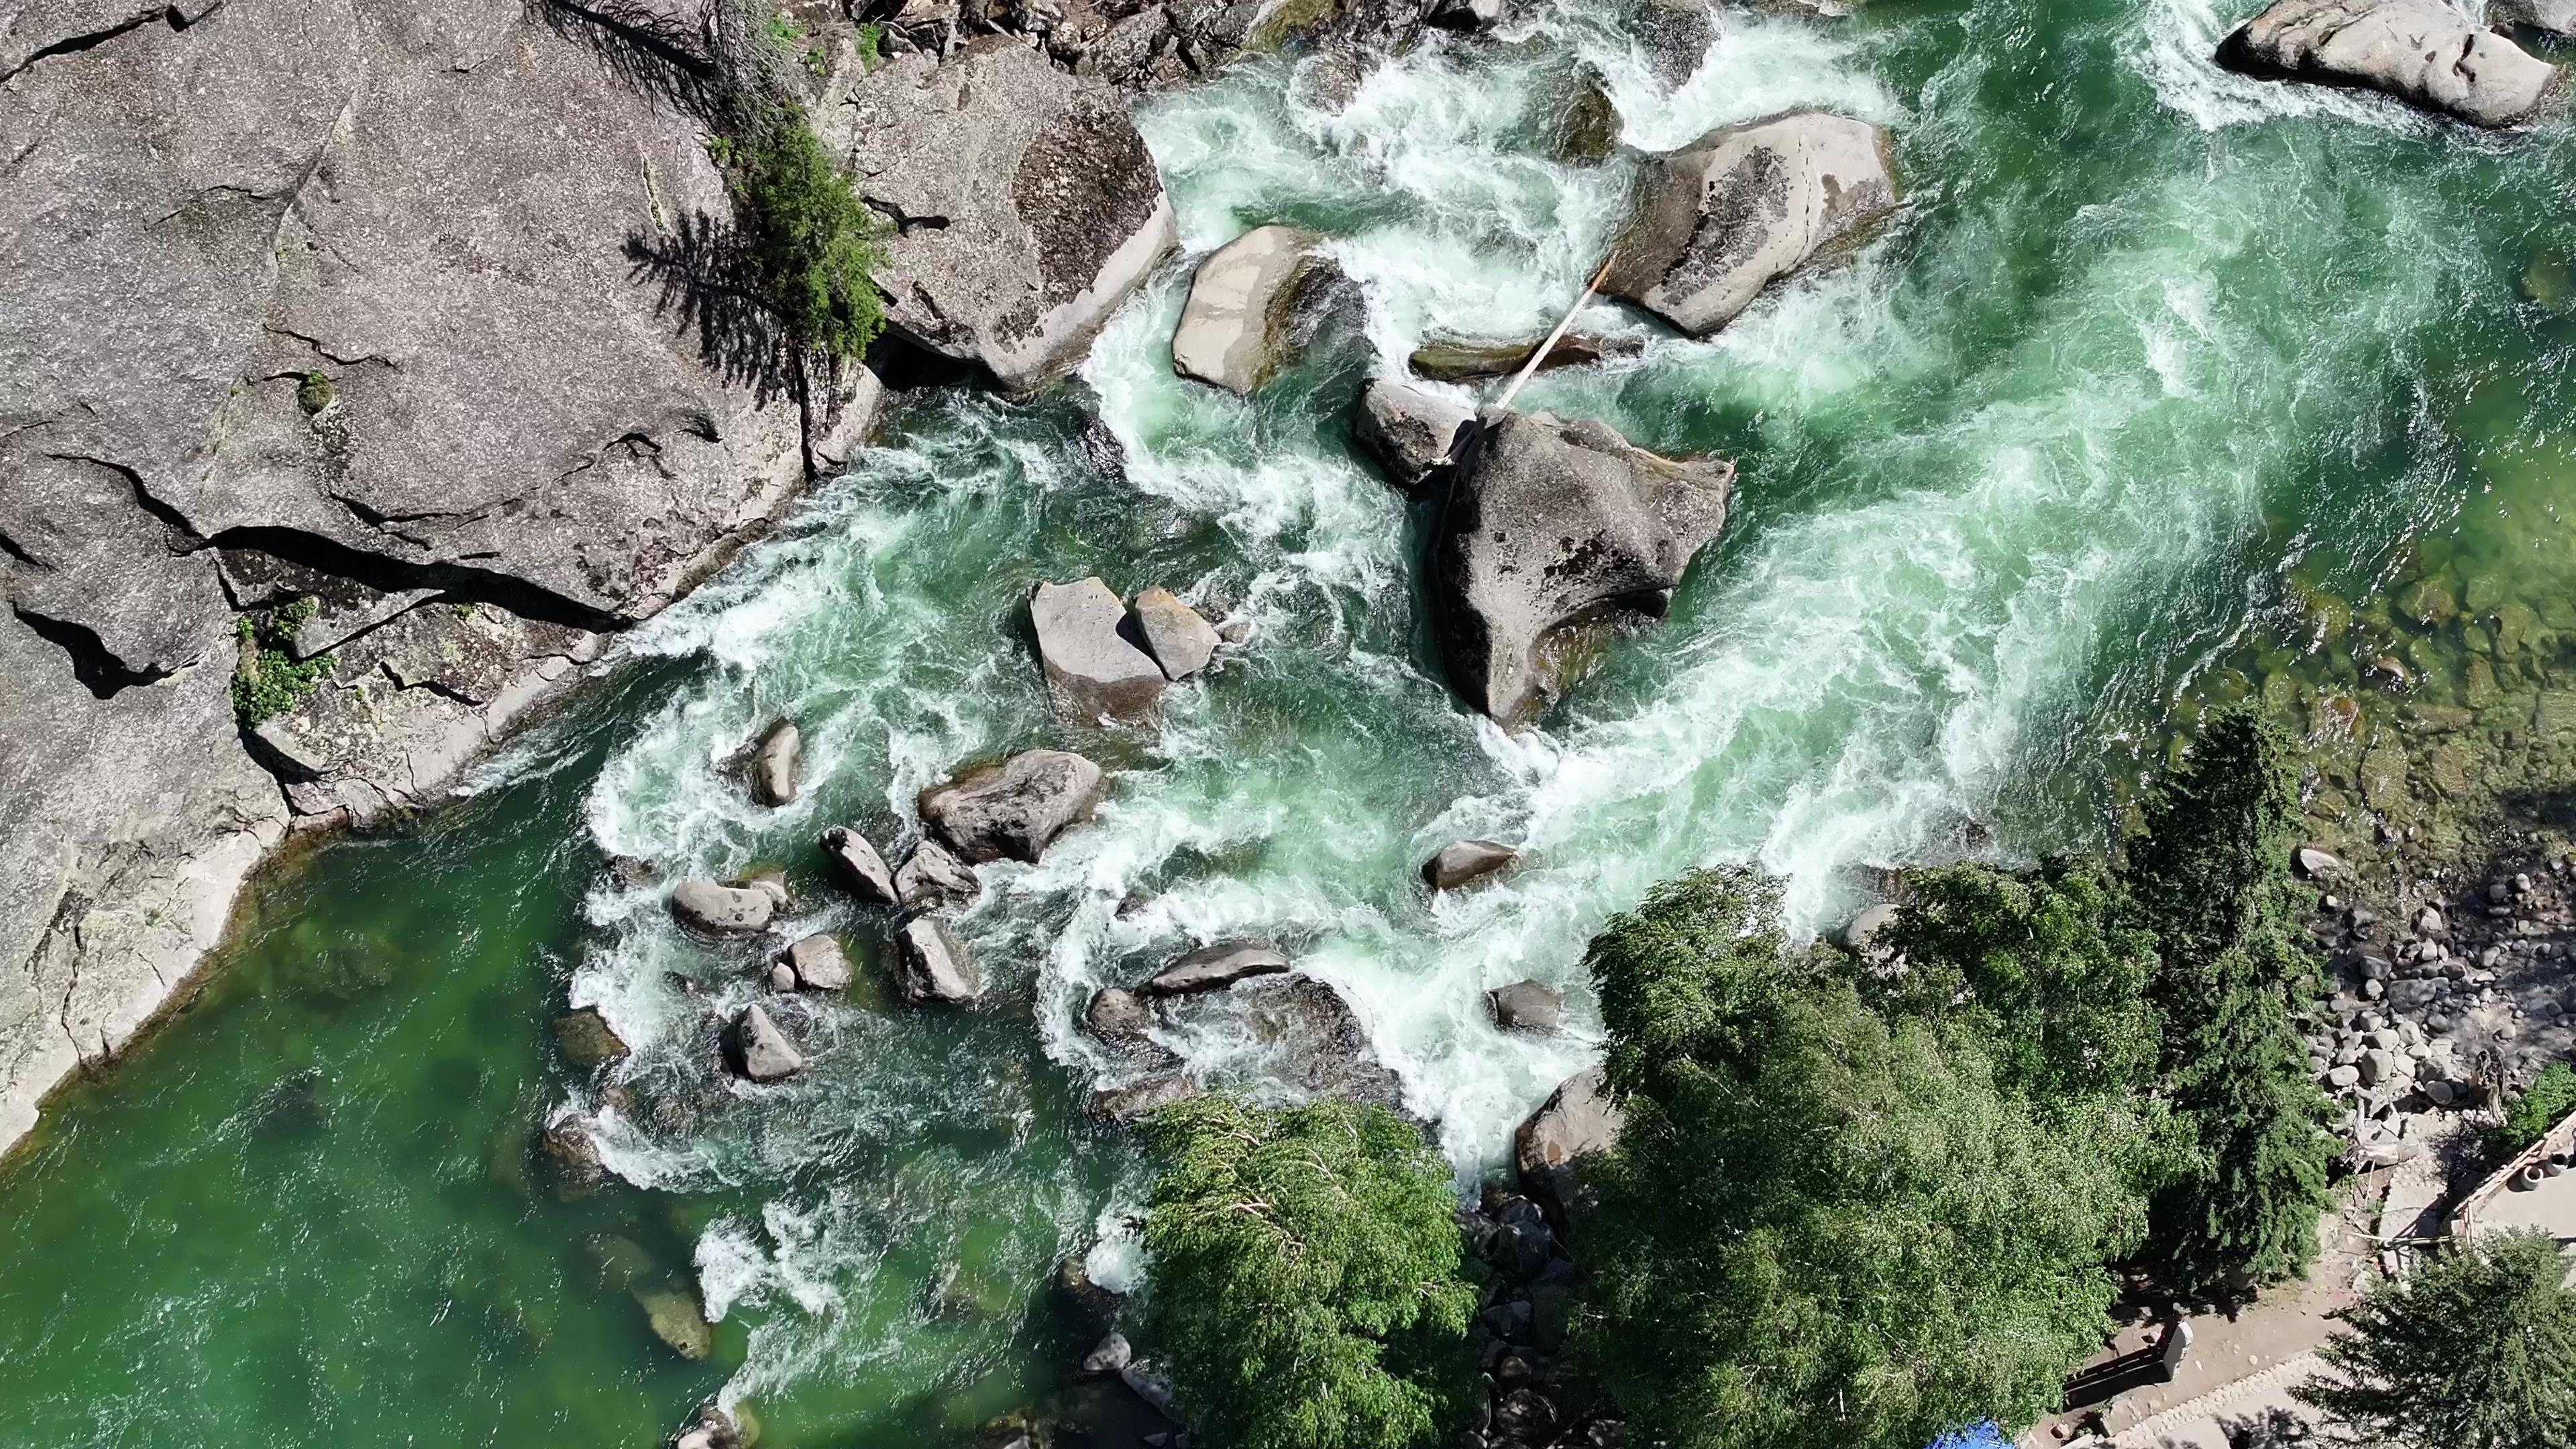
[11,0,2576,1442]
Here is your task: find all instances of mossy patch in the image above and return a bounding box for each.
[231,597,334,724]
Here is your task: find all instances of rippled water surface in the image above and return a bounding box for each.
[9,0,2576,1442]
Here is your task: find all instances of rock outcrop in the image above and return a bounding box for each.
[1604,111,1899,335]
[1142,942,1292,996]
[1516,1067,1623,1226]
[919,750,1108,863]
[894,917,981,1005]
[1169,225,1351,395]
[2217,0,2560,127]
[1424,839,1519,890]
[1032,578,1169,721]
[1430,410,1734,727]
[2495,0,2576,39]
[821,826,900,906]
[1354,380,1477,493]
[822,39,1176,393]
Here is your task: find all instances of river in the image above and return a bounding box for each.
[6,0,2575,1442]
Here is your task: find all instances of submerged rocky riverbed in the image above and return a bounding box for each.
[10,0,2576,1444]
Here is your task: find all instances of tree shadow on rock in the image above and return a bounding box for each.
[526,0,727,123]
[625,209,802,406]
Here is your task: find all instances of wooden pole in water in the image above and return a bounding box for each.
[1492,251,1619,416]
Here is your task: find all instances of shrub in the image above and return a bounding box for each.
[230,598,333,724]
[2500,1062,2576,1154]
[722,109,888,361]
[1137,1095,1477,1449]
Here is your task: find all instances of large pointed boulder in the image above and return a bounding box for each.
[1430,410,1733,727]
[1032,578,1168,721]
[894,917,981,1005]
[2217,0,2559,127]
[918,750,1108,864]
[1515,1067,1623,1226]
[820,826,900,906]
[731,1005,806,1082]
[1603,111,1898,335]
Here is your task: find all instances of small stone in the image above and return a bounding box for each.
[2326,1064,2361,1087]
[2294,846,2344,879]
[1424,839,1519,892]
[2416,906,2447,937]
[2363,977,2384,1000]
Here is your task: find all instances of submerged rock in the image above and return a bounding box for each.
[1032,578,1169,722]
[820,826,900,906]
[551,1007,630,1070]
[731,1005,806,1083]
[671,879,777,934]
[1605,111,1898,336]
[1516,1067,1624,1226]
[1354,380,1476,493]
[1085,986,1161,1051]
[538,1116,606,1199]
[1143,941,1292,996]
[2216,0,2560,127]
[894,917,982,1005]
[824,41,1177,392]
[1488,980,1566,1033]
[1128,587,1221,682]
[919,750,1109,863]
[1170,225,1351,395]
[782,932,853,991]
[896,839,982,909]
[1424,839,1518,890]
[750,718,800,807]
[1430,410,1733,727]
[637,1286,714,1360]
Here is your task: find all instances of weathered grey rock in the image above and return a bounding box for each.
[1085,986,1161,1049]
[672,879,777,934]
[1635,0,1718,87]
[1515,1067,1623,1225]
[1032,578,1169,721]
[552,1007,631,1069]
[895,839,981,909]
[1220,974,1406,1108]
[1488,980,1566,1033]
[1354,380,1477,493]
[1431,410,1733,726]
[2349,1138,2424,1169]
[639,1286,714,1360]
[918,750,1108,863]
[894,917,981,1005]
[822,40,1177,392]
[1605,111,1898,336]
[2326,1063,2363,1087]
[1128,587,1221,682]
[2294,845,2345,880]
[2217,0,2559,126]
[539,1116,607,1199]
[1080,1330,1134,1376]
[1144,942,1293,996]
[820,826,900,906]
[743,869,792,912]
[1409,333,1642,383]
[1088,1073,1202,1123]
[733,1005,806,1082]
[2496,0,2576,38]
[751,719,801,807]
[1842,902,1902,954]
[768,961,798,993]
[1171,225,1348,394]
[783,933,854,991]
[1424,839,1519,890]
[2359,1047,2403,1086]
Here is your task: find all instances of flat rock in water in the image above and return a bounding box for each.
[1088,1073,1203,1124]
[551,1007,630,1069]
[1128,587,1221,681]
[1516,1067,1624,1225]
[751,718,800,807]
[782,932,853,991]
[1488,980,1566,1032]
[1143,942,1292,996]
[820,826,900,906]
[1605,111,1898,335]
[2218,0,2559,127]
[1355,380,1477,493]
[733,1005,806,1082]
[671,879,776,934]
[1170,224,1346,394]
[895,839,982,908]
[1432,410,1732,727]
[1408,333,1642,383]
[919,750,1108,864]
[1424,839,1519,890]
[822,42,1177,392]
[894,917,981,1005]
[1032,578,1169,721]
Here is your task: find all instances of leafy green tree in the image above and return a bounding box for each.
[724,110,887,360]
[1576,867,2154,1449]
[1137,1095,1477,1449]
[2123,706,2334,1299]
[2292,1230,2576,1449]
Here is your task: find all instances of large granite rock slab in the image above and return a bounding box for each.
[822,38,1176,393]
[918,750,1108,864]
[1169,225,1349,395]
[2217,0,2559,127]
[1430,410,1733,727]
[1603,111,1898,335]
[1032,578,1168,721]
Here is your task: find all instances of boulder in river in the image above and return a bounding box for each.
[1424,839,1518,890]
[919,750,1109,863]
[538,1116,606,1199]
[1427,0,1507,31]
[731,1004,806,1083]
[1604,111,1898,335]
[782,932,853,991]
[1128,587,1221,681]
[1142,941,1292,996]
[1169,224,1356,394]
[2216,0,2559,127]
[1079,1330,1135,1376]
[822,40,1177,392]
[1032,578,1169,721]
[1515,1067,1624,1226]
[1431,409,1733,727]
[821,826,900,906]
[1637,0,1719,87]
[1085,985,1161,1051]
[2495,0,2576,38]
[1088,1073,1203,1124]
[894,917,982,1005]
[637,1286,714,1360]
[750,718,800,807]
[551,1007,630,1070]
[1409,333,1642,383]
[1354,380,1476,493]
[671,879,777,934]
[1488,980,1566,1033]
[896,839,982,909]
